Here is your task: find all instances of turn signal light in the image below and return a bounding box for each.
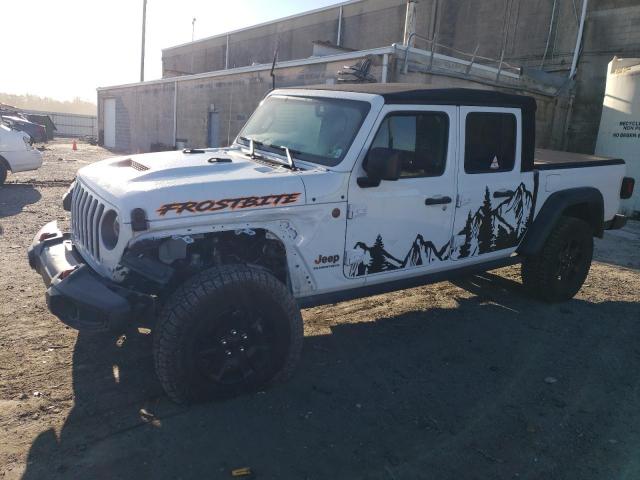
[131,208,149,232]
[621,177,635,200]
[59,267,77,280]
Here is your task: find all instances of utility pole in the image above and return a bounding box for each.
[192,17,196,42]
[140,0,147,82]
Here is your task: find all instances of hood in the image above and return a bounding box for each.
[77,148,308,222]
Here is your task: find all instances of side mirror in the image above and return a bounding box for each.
[358,148,402,187]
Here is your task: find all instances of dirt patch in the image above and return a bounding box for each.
[1,140,639,479]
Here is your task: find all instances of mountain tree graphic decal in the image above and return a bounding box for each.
[494,224,513,250]
[458,212,474,259]
[369,234,387,273]
[348,180,538,277]
[478,187,494,254]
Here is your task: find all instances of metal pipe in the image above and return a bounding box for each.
[496,46,505,81]
[140,0,147,82]
[173,81,178,146]
[402,32,436,74]
[381,53,389,83]
[569,0,588,79]
[403,1,417,46]
[466,44,480,75]
[225,35,230,69]
[540,0,557,69]
[428,31,438,71]
[337,6,343,47]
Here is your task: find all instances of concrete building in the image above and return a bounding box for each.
[97,0,640,155]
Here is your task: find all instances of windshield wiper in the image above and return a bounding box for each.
[238,136,264,159]
[238,136,298,170]
[267,144,298,170]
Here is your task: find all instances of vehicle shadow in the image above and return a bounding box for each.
[0,184,41,219]
[21,276,640,479]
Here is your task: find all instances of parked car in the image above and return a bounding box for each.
[28,85,635,403]
[1,115,47,143]
[0,123,43,184]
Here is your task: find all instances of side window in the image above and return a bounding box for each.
[368,112,449,178]
[464,112,516,174]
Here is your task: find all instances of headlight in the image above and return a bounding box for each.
[101,210,120,250]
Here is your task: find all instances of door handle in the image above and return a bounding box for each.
[493,190,514,198]
[425,196,452,206]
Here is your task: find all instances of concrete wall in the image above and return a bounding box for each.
[162,0,413,77]
[98,82,176,152]
[98,56,384,152]
[160,0,640,154]
[98,51,568,154]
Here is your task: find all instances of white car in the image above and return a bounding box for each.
[0,123,43,184]
[29,85,635,404]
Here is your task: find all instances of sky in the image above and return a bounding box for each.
[1,0,344,103]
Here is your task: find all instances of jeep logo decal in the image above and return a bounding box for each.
[314,254,340,265]
[157,193,301,216]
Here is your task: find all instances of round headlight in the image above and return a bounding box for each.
[101,210,120,250]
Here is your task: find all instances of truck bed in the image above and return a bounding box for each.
[534,148,624,170]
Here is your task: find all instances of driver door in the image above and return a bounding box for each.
[344,105,458,283]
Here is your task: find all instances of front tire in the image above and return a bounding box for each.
[154,264,303,404]
[521,216,593,302]
[0,163,7,185]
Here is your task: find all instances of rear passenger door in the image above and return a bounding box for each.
[452,107,535,262]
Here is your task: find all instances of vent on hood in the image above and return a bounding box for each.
[115,158,150,171]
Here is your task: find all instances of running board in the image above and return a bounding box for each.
[297,255,522,309]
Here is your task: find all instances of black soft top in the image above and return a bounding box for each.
[294,83,535,110]
[289,83,537,172]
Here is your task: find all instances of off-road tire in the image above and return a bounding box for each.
[0,162,7,186]
[154,264,303,404]
[521,216,593,302]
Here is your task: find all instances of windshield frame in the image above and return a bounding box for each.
[235,94,372,168]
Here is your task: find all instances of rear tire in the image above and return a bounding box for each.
[154,264,303,404]
[521,216,593,302]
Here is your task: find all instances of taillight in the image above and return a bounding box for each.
[621,177,635,199]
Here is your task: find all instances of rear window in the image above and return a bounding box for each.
[464,112,516,173]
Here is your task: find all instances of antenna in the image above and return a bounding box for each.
[270,39,280,91]
[192,17,196,42]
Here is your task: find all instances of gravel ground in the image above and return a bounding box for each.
[1,140,639,479]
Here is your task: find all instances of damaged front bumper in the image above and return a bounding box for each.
[27,221,149,332]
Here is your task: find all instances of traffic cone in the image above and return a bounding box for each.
[72,140,77,151]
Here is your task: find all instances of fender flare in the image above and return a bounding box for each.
[517,187,604,256]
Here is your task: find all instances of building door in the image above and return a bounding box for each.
[208,111,220,147]
[344,105,458,282]
[451,107,534,262]
[103,98,116,148]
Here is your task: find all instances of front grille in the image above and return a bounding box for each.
[71,182,106,261]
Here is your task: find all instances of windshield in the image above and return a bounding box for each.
[236,95,370,167]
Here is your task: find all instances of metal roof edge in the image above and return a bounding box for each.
[97,46,394,92]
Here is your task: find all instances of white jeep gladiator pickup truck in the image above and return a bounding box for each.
[28,85,635,403]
